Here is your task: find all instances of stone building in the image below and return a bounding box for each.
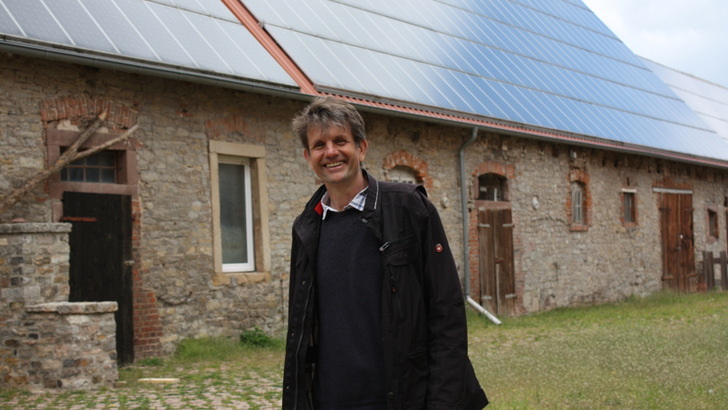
[1,0,727,365]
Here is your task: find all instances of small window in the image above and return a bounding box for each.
[623,191,636,224]
[389,165,418,184]
[478,173,507,201]
[708,209,719,239]
[60,150,117,183]
[218,156,254,272]
[571,182,585,224]
[209,140,270,281]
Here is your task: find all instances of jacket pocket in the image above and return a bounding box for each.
[381,235,417,267]
[381,237,418,318]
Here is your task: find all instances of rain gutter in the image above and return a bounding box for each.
[0,40,305,102]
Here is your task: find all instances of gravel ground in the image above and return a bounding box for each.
[0,362,283,409]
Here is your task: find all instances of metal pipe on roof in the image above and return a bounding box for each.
[459,127,500,325]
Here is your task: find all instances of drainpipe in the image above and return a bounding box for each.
[459,127,501,325]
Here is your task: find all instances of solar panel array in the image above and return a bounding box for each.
[1,0,728,162]
[0,0,296,87]
[644,58,728,145]
[243,0,728,161]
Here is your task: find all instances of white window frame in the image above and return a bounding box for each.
[209,141,270,282]
[218,155,255,272]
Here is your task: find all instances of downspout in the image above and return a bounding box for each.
[459,127,501,325]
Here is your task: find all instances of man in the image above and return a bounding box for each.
[283,96,488,409]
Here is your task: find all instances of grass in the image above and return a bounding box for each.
[469,291,728,409]
[1,291,727,409]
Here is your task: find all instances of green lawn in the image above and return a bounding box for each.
[469,291,728,409]
[1,291,727,409]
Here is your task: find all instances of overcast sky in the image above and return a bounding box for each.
[582,0,728,87]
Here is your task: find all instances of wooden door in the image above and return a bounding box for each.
[63,192,134,364]
[478,208,515,315]
[658,192,696,292]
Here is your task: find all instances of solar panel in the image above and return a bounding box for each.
[0,0,297,87]
[645,58,728,144]
[244,0,728,161]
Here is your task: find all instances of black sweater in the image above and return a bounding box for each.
[315,208,387,409]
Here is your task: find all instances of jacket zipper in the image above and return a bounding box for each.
[293,280,313,409]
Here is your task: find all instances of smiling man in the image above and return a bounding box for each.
[283,96,488,410]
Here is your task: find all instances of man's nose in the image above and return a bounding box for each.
[323,142,338,156]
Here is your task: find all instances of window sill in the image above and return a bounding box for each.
[212,271,270,287]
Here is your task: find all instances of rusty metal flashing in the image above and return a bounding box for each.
[221,0,317,95]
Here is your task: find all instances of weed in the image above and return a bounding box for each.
[240,327,282,348]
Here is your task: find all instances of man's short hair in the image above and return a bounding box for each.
[292,96,366,150]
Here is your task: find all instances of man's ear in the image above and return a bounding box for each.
[357,139,368,161]
[303,148,310,161]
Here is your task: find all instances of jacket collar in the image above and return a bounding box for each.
[360,170,383,240]
[296,169,382,243]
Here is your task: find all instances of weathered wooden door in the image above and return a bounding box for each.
[63,192,134,364]
[658,192,696,292]
[478,208,515,315]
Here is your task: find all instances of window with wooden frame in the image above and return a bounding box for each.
[478,173,508,202]
[708,208,719,240]
[621,189,637,226]
[60,149,119,183]
[46,128,139,222]
[567,168,590,231]
[571,182,586,225]
[209,141,270,284]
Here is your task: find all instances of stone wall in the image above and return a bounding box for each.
[464,138,728,313]
[1,54,726,360]
[0,223,118,390]
[14,302,118,389]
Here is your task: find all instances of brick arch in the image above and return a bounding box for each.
[40,94,138,129]
[204,114,265,144]
[382,150,433,190]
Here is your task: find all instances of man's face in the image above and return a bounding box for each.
[303,124,367,188]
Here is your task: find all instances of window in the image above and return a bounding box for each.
[388,165,418,184]
[571,182,585,224]
[567,168,589,231]
[60,150,118,183]
[218,157,254,272]
[622,190,637,225]
[46,128,139,222]
[209,141,270,280]
[708,208,719,239]
[478,173,507,201]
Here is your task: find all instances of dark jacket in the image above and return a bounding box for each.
[283,171,488,409]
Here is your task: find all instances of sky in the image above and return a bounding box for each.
[582,0,728,87]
